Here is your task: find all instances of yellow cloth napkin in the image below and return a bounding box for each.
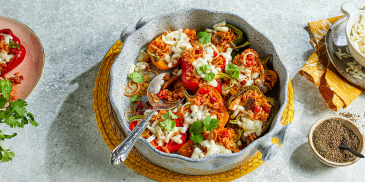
[299,16,364,111]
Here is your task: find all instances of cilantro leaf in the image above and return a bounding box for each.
[225,64,240,79]
[197,31,212,44]
[160,118,175,131]
[130,71,144,83]
[160,108,177,131]
[0,80,12,100]
[0,130,17,141]
[189,120,203,135]
[130,95,140,103]
[9,40,20,50]
[9,100,28,118]
[204,72,215,81]
[27,113,38,127]
[203,116,219,132]
[5,115,23,128]
[0,146,15,162]
[190,133,204,143]
[197,65,211,75]
[0,97,7,108]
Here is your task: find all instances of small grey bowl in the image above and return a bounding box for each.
[109,8,290,175]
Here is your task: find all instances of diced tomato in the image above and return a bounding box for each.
[213,52,218,57]
[240,80,247,86]
[150,106,153,109]
[195,50,200,54]
[129,120,139,131]
[221,130,230,138]
[136,101,143,110]
[210,96,217,103]
[263,107,270,113]
[254,105,261,113]
[199,87,209,94]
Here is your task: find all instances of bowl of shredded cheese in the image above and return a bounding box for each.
[342,2,365,67]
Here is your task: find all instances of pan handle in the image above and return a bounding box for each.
[120,16,152,42]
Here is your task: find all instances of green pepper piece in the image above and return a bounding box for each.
[261,97,279,135]
[129,115,144,122]
[147,50,159,62]
[260,54,272,68]
[232,41,250,50]
[226,85,279,136]
[215,73,238,90]
[226,23,247,47]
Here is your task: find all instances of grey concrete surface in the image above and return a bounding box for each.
[1,0,365,181]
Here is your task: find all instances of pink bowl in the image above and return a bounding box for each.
[0,16,45,99]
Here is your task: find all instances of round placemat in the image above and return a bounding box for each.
[93,40,294,181]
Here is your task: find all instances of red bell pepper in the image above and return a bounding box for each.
[181,60,222,93]
[0,29,26,77]
[149,117,187,153]
[129,120,139,131]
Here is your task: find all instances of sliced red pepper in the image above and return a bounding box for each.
[129,120,139,131]
[0,29,26,76]
[199,87,209,94]
[210,96,217,103]
[219,56,226,72]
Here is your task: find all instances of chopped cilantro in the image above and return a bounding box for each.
[160,108,177,131]
[204,72,215,82]
[197,31,212,44]
[9,40,20,50]
[197,65,211,75]
[225,64,240,79]
[130,95,140,103]
[203,116,219,132]
[130,71,144,83]
[190,133,204,143]
[0,79,37,163]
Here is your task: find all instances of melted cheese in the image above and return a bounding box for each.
[170,134,183,144]
[215,27,229,32]
[162,29,193,67]
[213,21,226,29]
[146,135,156,142]
[207,79,218,87]
[191,147,205,158]
[0,52,14,63]
[192,140,232,158]
[128,64,136,77]
[237,117,263,137]
[183,105,211,124]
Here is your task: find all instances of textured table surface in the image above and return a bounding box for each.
[1,0,365,181]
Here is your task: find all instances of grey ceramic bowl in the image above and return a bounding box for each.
[109,8,290,175]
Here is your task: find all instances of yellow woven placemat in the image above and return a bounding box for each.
[93,40,294,182]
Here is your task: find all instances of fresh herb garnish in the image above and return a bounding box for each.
[130,95,140,103]
[225,64,240,79]
[197,65,215,81]
[160,108,178,131]
[130,71,144,83]
[197,31,212,44]
[0,79,37,163]
[204,72,215,82]
[9,40,20,50]
[189,116,219,143]
[197,65,211,75]
[203,116,219,131]
[189,121,204,143]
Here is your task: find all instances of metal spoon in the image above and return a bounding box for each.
[339,140,364,158]
[110,73,184,165]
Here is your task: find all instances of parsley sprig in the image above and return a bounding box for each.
[160,108,178,131]
[0,79,37,163]
[189,116,219,143]
[225,64,240,79]
[197,31,212,44]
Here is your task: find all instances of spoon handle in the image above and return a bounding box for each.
[110,109,156,165]
[339,143,365,158]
